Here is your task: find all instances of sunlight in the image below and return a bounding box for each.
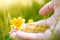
[0,0,14,10]
[34,0,45,5]
[4,0,11,5]
[0,0,12,6]
[0,0,33,10]
[20,0,33,6]
[0,0,45,10]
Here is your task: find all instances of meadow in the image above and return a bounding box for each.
[0,0,55,40]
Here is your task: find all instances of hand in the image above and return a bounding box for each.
[39,1,54,16]
[10,1,55,40]
[10,21,52,40]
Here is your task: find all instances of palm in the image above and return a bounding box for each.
[10,15,56,40]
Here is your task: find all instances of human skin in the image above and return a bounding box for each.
[10,0,60,40]
[39,1,54,16]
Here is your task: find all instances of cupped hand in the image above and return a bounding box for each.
[10,1,55,40]
[10,20,52,40]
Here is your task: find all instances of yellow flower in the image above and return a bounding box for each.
[10,17,25,30]
[28,19,33,23]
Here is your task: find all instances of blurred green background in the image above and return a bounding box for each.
[0,0,53,40]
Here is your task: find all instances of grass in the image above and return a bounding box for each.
[0,0,55,40]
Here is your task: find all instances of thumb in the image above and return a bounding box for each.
[39,1,54,16]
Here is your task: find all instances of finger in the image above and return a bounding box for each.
[10,28,18,38]
[39,1,54,16]
[16,30,44,40]
[37,20,47,24]
[16,30,51,40]
[10,28,18,34]
[10,32,17,38]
